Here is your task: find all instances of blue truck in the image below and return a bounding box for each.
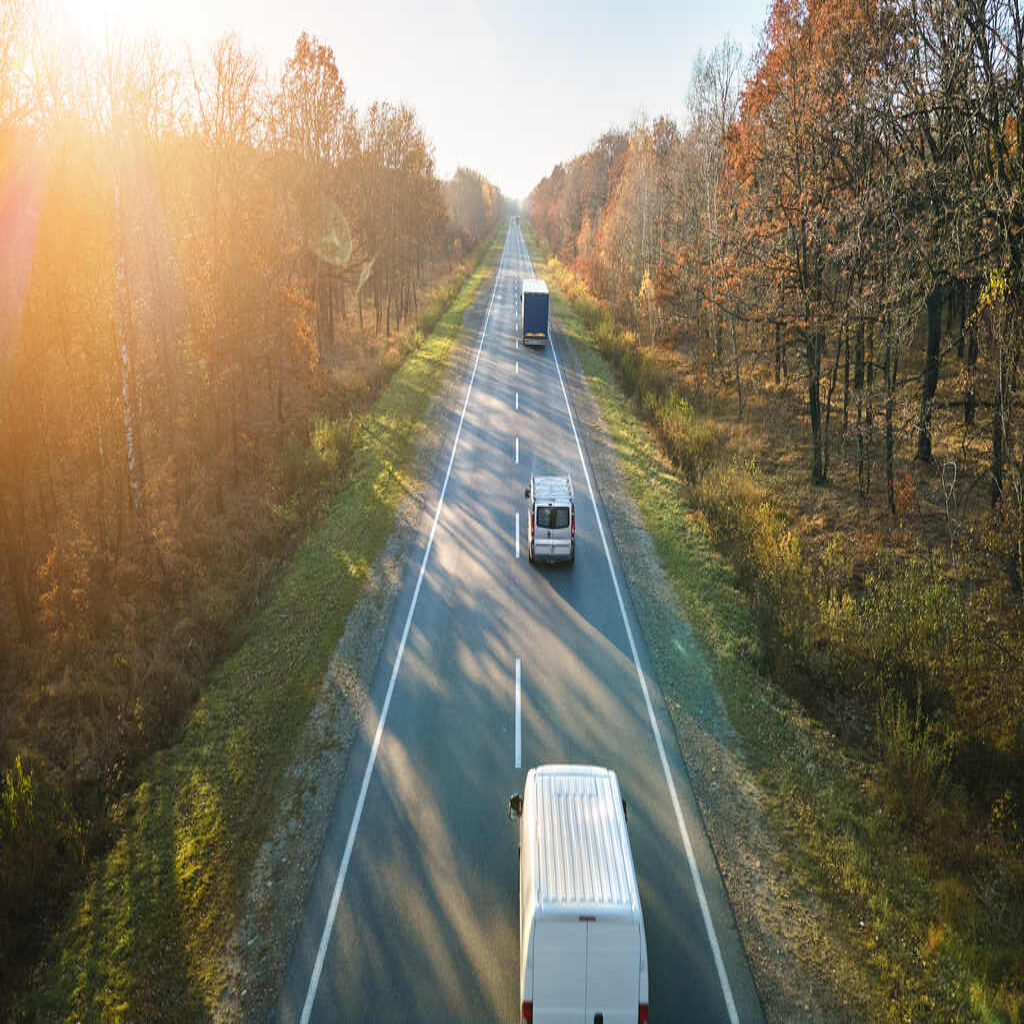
[521,278,549,347]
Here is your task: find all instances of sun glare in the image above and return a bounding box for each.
[47,0,211,51]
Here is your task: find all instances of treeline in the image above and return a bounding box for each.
[0,8,502,988]
[446,166,505,259]
[532,0,1022,519]
[529,0,1022,1009]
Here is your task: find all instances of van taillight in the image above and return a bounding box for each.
[529,511,534,535]
[638,1003,649,1024]
[522,1000,533,1023]
[571,510,575,537]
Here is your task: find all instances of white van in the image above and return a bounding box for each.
[525,475,575,564]
[508,765,649,1024]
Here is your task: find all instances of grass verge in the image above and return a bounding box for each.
[531,218,1023,1023]
[18,223,506,1023]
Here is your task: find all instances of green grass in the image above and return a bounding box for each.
[531,220,1023,1024]
[20,224,506,1023]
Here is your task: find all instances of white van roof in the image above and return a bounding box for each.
[522,278,549,295]
[532,475,573,504]
[528,765,641,919]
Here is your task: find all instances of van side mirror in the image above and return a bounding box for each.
[621,798,628,822]
[508,793,523,820]
[524,488,530,499]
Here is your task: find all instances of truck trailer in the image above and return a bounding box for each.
[521,278,549,346]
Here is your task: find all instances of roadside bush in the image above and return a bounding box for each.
[648,393,719,484]
[875,689,954,824]
[843,556,965,710]
[381,345,404,374]
[1,757,84,984]
[693,458,766,555]
[309,413,357,474]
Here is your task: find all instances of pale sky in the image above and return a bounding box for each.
[47,0,768,199]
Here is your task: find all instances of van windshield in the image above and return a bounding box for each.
[537,506,570,529]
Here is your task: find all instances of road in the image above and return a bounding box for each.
[275,221,764,1023]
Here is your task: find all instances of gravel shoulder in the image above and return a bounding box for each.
[555,328,872,1023]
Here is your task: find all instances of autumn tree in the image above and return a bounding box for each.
[271,32,350,356]
[688,36,745,412]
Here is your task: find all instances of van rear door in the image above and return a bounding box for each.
[534,504,572,559]
[586,922,641,1024]
[533,921,587,1024]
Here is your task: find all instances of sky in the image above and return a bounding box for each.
[47,0,769,200]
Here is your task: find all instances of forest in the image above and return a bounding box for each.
[0,4,502,996]
[529,0,1022,1013]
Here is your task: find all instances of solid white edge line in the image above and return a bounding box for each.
[299,228,511,1024]
[515,657,521,768]
[525,228,741,1024]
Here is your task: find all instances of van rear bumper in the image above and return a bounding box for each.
[532,542,573,562]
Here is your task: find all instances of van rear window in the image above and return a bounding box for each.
[537,506,570,529]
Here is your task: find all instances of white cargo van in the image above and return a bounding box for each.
[525,475,575,564]
[508,765,649,1024]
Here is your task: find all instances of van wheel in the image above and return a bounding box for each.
[568,543,575,565]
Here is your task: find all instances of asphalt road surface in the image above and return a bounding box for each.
[275,221,765,1023]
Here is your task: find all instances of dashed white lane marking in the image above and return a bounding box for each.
[547,318,741,1024]
[515,513,520,560]
[299,229,512,1024]
[515,391,519,411]
[516,360,519,375]
[514,436,519,465]
[515,658,522,768]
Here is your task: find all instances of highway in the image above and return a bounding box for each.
[275,220,764,1023]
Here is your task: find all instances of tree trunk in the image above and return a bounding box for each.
[992,344,1007,507]
[855,322,867,497]
[96,412,108,552]
[313,258,322,358]
[823,330,844,481]
[916,281,943,461]
[966,329,979,426]
[864,323,875,498]
[842,328,851,434]
[884,334,898,515]
[115,219,146,527]
[952,282,963,360]
[231,376,240,488]
[807,330,825,484]
[732,319,742,420]
[0,497,33,639]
